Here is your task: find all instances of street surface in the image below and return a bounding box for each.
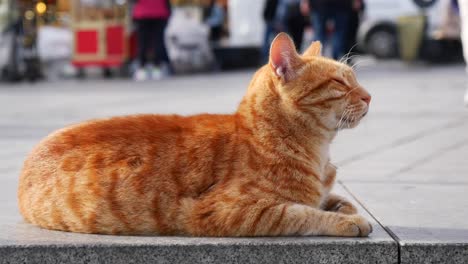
[0,60,467,263]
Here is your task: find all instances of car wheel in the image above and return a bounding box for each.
[413,0,438,8]
[366,27,398,59]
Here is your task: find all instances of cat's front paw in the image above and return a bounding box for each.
[331,200,358,215]
[336,215,373,237]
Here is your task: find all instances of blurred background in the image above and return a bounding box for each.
[0,0,464,82]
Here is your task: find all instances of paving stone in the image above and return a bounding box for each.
[332,117,459,164]
[2,63,468,263]
[334,118,468,182]
[0,183,397,264]
[344,182,468,264]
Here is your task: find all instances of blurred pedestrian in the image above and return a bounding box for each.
[284,0,309,51]
[307,0,353,60]
[262,0,280,62]
[345,0,365,63]
[262,0,308,62]
[270,0,308,51]
[133,0,171,81]
[458,0,468,105]
[205,0,226,42]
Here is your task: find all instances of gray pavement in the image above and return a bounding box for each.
[0,61,467,263]
[0,184,397,264]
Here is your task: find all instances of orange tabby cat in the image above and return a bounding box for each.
[18,33,372,237]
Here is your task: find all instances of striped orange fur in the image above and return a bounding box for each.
[18,33,372,237]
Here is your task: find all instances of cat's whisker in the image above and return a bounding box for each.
[339,54,349,65]
[338,52,347,64]
[336,117,342,129]
[351,114,357,125]
[347,105,359,111]
[351,58,373,70]
[338,108,353,129]
[339,43,359,65]
[346,54,361,64]
[341,105,361,129]
[345,87,359,97]
[347,43,359,54]
[341,55,350,65]
[345,105,358,112]
[336,110,347,129]
[347,108,358,116]
[342,111,351,128]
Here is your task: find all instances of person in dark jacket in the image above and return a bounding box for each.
[308,0,353,60]
[284,0,308,51]
[345,0,365,63]
[205,0,226,42]
[133,0,171,81]
[262,0,280,62]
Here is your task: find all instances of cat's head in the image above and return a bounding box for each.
[268,33,371,131]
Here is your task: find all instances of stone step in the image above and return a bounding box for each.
[0,185,397,264]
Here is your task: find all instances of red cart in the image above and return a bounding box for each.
[71,0,130,77]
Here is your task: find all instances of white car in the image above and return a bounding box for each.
[358,0,448,58]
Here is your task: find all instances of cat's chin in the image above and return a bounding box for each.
[338,119,361,130]
[339,111,368,130]
[345,121,360,129]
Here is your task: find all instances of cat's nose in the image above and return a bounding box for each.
[361,94,371,105]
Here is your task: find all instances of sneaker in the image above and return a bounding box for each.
[149,66,163,80]
[160,63,172,77]
[133,68,147,81]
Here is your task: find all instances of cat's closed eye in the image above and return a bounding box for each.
[331,78,348,88]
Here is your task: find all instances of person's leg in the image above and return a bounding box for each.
[312,11,327,46]
[298,21,305,52]
[331,10,350,60]
[161,19,171,66]
[458,0,468,105]
[154,19,170,66]
[346,12,360,54]
[288,20,305,51]
[210,26,223,42]
[137,19,151,67]
[134,19,151,81]
[151,19,171,79]
[342,11,360,65]
[262,23,275,62]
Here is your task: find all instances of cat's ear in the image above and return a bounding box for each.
[303,41,322,57]
[269,33,302,81]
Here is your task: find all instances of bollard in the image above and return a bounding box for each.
[397,15,426,62]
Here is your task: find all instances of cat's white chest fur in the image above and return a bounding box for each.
[318,144,330,179]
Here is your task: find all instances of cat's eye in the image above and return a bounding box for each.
[331,78,348,87]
